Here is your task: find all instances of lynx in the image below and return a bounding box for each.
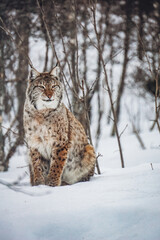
[23,66,96,187]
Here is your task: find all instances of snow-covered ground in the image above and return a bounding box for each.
[0,130,160,240]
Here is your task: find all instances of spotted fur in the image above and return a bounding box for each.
[23,66,96,186]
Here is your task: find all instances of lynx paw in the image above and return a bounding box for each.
[33,177,45,186]
[45,176,61,187]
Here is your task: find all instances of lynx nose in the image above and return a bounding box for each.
[45,89,53,100]
[45,91,53,99]
[47,94,52,99]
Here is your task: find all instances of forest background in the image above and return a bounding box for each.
[0,0,159,171]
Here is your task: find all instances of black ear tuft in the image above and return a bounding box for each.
[50,66,60,78]
[29,67,40,81]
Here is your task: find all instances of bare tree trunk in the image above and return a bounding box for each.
[111,0,131,136]
[137,1,144,61]
[96,3,110,146]
[0,30,5,171]
[15,15,30,145]
[70,0,89,134]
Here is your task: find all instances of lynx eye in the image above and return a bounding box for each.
[52,85,59,89]
[38,85,45,89]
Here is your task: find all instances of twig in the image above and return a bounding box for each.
[119,124,128,138]
[132,124,146,150]
[95,153,102,174]
[150,163,154,170]
[2,125,28,147]
[0,178,51,197]
[125,105,146,150]
[17,165,29,169]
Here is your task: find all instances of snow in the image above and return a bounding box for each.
[0,130,160,240]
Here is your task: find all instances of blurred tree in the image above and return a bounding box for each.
[112,0,134,135]
[0,28,5,170]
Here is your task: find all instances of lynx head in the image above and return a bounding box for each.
[27,66,63,111]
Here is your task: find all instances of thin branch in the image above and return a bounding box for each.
[2,125,28,147]
[150,163,154,170]
[125,105,146,150]
[119,124,128,138]
[0,178,51,197]
[95,153,102,174]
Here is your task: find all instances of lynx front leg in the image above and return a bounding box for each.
[46,145,68,187]
[29,149,45,186]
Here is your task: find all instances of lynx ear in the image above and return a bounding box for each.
[29,67,40,81]
[50,66,60,78]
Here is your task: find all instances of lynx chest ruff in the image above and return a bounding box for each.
[23,66,96,186]
[24,106,68,160]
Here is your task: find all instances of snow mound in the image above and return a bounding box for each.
[0,131,160,240]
